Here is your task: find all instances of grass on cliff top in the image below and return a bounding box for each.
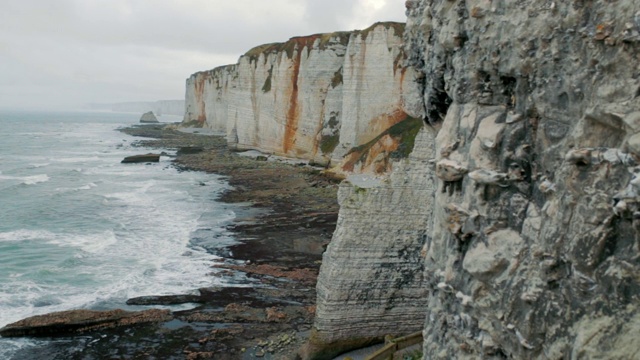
[346,115,424,160]
[242,22,405,62]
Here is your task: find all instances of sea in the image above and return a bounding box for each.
[0,110,237,358]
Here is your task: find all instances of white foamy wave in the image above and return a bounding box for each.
[45,230,118,254]
[21,174,50,185]
[54,156,101,164]
[0,229,56,242]
[54,182,97,193]
[28,162,50,169]
[0,279,106,328]
[77,182,97,191]
[0,229,117,255]
[0,338,40,360]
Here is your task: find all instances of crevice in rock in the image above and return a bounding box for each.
[500,75,517,109]
[426,71,452,126]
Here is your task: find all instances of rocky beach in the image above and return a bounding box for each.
[3,123,340,359]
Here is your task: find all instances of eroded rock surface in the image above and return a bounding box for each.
[303,127,435,359]
[183,22,422,167]
[403,0,640,358]
[309,0,640,359]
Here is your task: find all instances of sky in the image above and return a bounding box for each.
[0,0,407,110]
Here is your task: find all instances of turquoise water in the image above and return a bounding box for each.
[0,111,236,357]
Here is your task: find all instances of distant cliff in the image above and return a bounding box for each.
[183,22,422,166]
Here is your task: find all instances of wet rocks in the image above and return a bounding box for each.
[0,309,171,337]
[121,153,161,163]
[126,294,204,306]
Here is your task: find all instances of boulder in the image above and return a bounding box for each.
[140,111,158,123]
[121,153,160,163]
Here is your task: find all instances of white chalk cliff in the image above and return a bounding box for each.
[183,22,422,166]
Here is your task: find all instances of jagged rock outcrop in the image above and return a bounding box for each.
[140,111,159,123]
[183,22,423,166]
[402,0,640,358]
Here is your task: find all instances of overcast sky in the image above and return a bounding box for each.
[0,0,407,110]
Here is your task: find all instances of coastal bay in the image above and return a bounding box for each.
[6,122,339,359]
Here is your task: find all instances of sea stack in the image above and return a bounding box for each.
[139,111,158,123]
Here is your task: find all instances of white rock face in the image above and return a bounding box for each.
[303,126,435,359]
[183,22,421,165]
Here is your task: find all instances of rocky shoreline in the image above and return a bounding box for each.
[5,123,340,359]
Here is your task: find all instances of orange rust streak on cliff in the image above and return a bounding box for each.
[194,74,207,124]
[283,39,311,154]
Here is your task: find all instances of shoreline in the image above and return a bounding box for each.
[7,123,340,359]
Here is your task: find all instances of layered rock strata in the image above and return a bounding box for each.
[183,22,422,166]
[402,0,640,358]
[304,126,435,359]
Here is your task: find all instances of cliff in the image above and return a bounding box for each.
[307,0,640,359]
[183,22,422,166]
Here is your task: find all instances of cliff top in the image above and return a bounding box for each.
[243,21,405,61]
[188,21,405,77]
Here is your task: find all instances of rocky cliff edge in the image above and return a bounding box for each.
[183,22,424,167]
[306,0,640,359]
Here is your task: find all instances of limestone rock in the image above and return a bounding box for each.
[402,0,640,358]
[182,22,413,166]
[139,111,159,123]
[304,127,435,359]
[435,159,467,182]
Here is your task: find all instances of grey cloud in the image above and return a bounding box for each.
[0,0,406,110]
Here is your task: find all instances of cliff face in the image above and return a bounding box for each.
[183,22,421,165]
[306,126,435,358]
[309,0,640,359]
[408,0,640,358]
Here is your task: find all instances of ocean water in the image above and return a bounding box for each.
[0,110,236,357]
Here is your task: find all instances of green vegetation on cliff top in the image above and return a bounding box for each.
[243,22,405,62]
